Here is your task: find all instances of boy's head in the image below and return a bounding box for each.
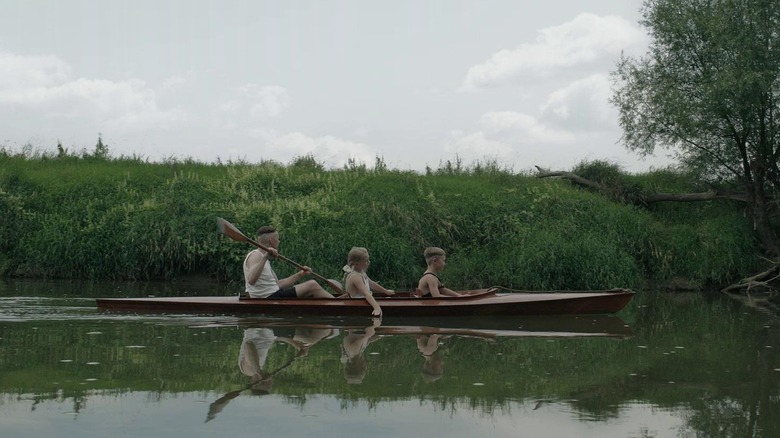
[424,247,446,266]
[347,247,370,267]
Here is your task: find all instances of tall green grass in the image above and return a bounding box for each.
[0,148,762,290]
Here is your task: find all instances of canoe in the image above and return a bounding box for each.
[95,287,634,317]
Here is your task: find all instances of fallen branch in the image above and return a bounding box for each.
[534,166,749,204]
[721,263,780,294]
[643,191,749,203]
[534,167,604,191]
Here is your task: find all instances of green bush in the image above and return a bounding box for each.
[0,149,762,290]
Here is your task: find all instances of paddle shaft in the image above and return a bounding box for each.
[206,351,301,422]
[216,218,344,294]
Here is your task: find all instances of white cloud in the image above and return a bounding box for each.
[540,73,616,131]
[264,132,377,168]
[450,12,648,170]
[247,126,279,143]
[160,74,191,91]
[239,84,290,119]
[218,100,242,113]
[479,111,574,144]
[352,127,370,138]
[212,85,374,167]
[0,50,70,89]
[0,49,186,131]
[443,130,514,161]
[461,13,647,90]
[440,111,577,168]
[214,84,290,129]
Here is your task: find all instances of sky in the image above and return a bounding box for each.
[0,0,673,173]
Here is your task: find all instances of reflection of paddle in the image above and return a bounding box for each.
[216,217,344,295]
[205,353,300,423]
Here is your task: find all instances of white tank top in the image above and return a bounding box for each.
[345,271,371,298]
[238,328,276,375]
[244,249,279,298]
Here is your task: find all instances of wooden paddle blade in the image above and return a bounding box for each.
[216,217,250,243]
[325,279,345,295]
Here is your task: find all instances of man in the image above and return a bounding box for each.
[243,226,333,298]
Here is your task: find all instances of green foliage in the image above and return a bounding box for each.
[289,153,325,171]
[0,151,763,289]
[93,134,109,159]
[572,159,645,203]
[612,0,780,254]
[613,0,780,172]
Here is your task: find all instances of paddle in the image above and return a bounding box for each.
[216,217,345,295]
[205,352,301,422]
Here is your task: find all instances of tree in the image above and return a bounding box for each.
[94,133,109,159]
[612,0,780,256]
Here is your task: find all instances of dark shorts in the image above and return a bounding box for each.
[268,286,297,299]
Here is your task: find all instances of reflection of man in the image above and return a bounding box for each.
[206,326,337,422]
[341,319,382,384]
[239,328,278,394]
[239,327,339,392]
[416,334,446,383]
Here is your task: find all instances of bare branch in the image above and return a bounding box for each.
[534,167,604,191]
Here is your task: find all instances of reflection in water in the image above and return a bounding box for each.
[205,314,631,421]
[340,319,382,384]
[206,325,338,422]
[416,334,448,383]
[3,282,780,438]
[203,313,634,423]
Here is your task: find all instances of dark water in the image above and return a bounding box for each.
[1,279,779,438]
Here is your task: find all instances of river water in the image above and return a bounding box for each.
[0,279,778,438]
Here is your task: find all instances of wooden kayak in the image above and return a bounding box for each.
[95,287,634,317]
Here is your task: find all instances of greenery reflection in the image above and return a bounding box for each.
[1,289,779,437]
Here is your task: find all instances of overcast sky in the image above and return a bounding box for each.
[0,0,672,173]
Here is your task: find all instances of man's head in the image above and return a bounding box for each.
[256,226,279,248]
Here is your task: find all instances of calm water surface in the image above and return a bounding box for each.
[1,279,778,438]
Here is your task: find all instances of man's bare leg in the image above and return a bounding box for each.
[294,280,334,298]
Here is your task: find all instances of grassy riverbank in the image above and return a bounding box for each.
[0,148,761,291]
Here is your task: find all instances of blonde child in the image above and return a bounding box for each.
[343,247,395,317]
[417,247,461,297]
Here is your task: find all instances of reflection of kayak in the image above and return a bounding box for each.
[377,315,633,338]
[225,314,634,339]
[96,288,634,317]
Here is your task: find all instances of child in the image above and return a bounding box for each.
[417,247,461,297]
[343,247,395,317]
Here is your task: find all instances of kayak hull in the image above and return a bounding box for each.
[96,288,635,317]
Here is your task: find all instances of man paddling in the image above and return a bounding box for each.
[243,226,334,299]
